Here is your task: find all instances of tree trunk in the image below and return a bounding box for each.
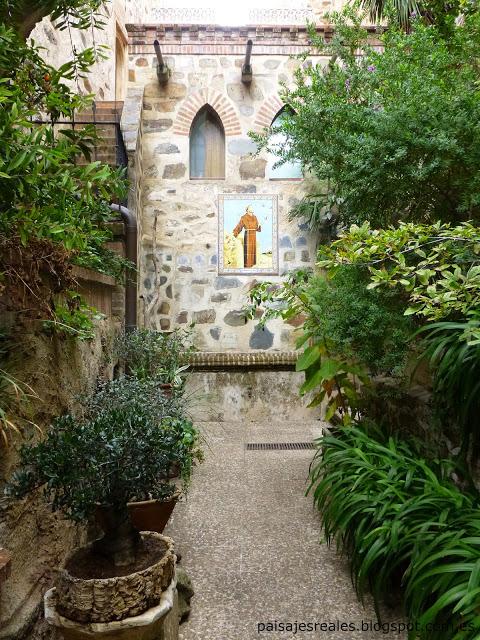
[94,504,142,567]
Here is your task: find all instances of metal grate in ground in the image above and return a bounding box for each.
[245,442,316,451]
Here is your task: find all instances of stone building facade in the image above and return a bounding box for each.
[30,0,129,101]
[31,0,352,355]
[122,17,336,352]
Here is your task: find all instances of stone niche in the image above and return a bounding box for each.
[129,44,325,352]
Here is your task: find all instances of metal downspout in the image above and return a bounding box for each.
[110,203,137,331]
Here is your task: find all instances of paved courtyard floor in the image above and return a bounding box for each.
[165,420,406,640]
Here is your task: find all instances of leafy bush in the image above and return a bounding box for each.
[8,376,203,563]
[9,409,177,522]
[82,376,203,488]
[308,425,480,639]
[82,376,182,423]
[302,266,413,376]
[318,221,480,321]
[114,327,196,387]
[359,0,476,31]
[245,266,412,423]
[251,8,480,228]
[0,25,128,334]
[1,0,106,39]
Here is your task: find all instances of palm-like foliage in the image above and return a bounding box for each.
[358,0,473,29]
[359,0,420,26]
[308,425,480,639]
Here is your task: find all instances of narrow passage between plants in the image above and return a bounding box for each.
[166,420,407,640]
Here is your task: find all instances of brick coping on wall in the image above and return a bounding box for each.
[126,23,382,54]
[189,351,299,370]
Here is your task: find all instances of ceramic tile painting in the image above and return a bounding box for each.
[218,194,278,275]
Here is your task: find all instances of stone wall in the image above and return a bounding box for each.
[125,25,331,351]
[0,264,126,639]
[30,0,128,101]
[186,370,320,422]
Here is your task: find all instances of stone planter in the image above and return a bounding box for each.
[55,533,175,624]
[44,573,179,640]
[128,492,180,534]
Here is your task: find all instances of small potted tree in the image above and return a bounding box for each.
[8,399,180,631]
[82,376,203,532]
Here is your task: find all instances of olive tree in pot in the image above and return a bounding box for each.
[83,377,204,533]
[7,399,181,624]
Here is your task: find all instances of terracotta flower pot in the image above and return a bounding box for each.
[128,491,180,534]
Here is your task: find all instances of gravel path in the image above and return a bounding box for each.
[165,420,406,640]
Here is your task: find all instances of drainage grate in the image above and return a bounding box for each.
[245,442,316,451]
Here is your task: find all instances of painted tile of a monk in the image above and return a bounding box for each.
[233,205,262,268]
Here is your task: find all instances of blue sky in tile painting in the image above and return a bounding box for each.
[223,198,273,252]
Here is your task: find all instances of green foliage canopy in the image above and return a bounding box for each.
[245,267,412,424]
[0,25,125,253]
[317,221,480,320]
[0,0,106,39]
[251,8,480,228]
[0,25,128,334]
[9,377,202,520]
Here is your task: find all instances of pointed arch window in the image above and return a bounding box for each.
[189,106,225,179]
[267,108,303,180]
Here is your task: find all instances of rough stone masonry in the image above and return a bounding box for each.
[122,24,333,352]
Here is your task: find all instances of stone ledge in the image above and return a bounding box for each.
[72,266,117,288]
[189,351,298,370]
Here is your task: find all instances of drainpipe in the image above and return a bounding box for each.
[110,203,137,331]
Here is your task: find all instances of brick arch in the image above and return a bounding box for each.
[173,89,241,136]
[252,95,284,133]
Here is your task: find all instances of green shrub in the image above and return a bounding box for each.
[114,327,196,387]
[308,425,480,639]
[245,266,413,425]
[251,8,480,228]
[8,375,203,564]
[9,409,176,523]
[317,221,480,322]
[82,376,203,489]
[0,25,128,335]
[305,266,413,376]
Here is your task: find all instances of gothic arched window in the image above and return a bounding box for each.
[189,106,225,179]
[267,108,303,180]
